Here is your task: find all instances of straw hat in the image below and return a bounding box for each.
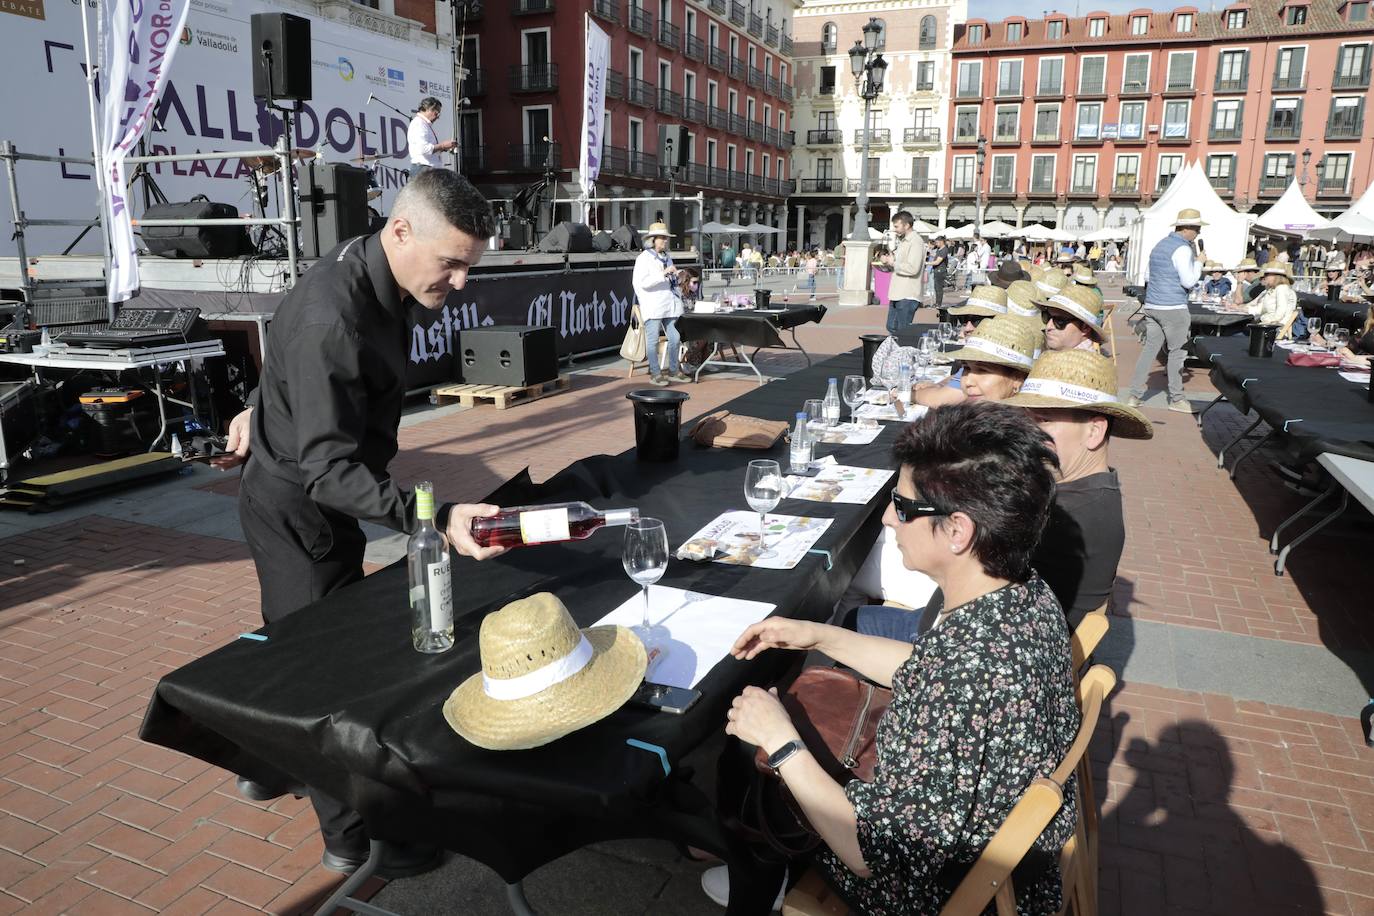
[1041,284,1107,341]
[1027,263,1046,283]
[1232,257,1259,273]
[944,315,1038,372]
[950,284,1009,317]
[1004,349,1153,439]
[442,592,647,751]
[1005,280,1044,318]
[1262,262,1293,283]
[1203,260,1224,273]
[1034,269,1071,303]
[1054,249,1077,264]
[1072,264,1098,287]
[642,221,674,240]
[1174,208,1207,228]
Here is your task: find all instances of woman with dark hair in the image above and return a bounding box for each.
[702,403,1080,915]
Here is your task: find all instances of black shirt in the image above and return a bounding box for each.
[248,233,418,534]
[1032,470,1125,616]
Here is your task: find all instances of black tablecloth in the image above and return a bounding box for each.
[1296,291,1368,327]
[677,305,826,349]
[1194,336,1374,463]
[139,348,895,907]
[1188,303,1252,336]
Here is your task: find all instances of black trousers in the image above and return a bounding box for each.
[932,270,948,308]
[239,459,370,856]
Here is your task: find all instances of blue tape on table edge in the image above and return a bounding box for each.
[238,633,268,642]
[807,548,833,570]
[626,739,672,777]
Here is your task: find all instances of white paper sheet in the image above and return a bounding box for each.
[593,586,776,688]
[678,511,834,570]
[1340,370,1372,384]
[806,421,882,445]
[854,401,929,423]
[785,464,894,504]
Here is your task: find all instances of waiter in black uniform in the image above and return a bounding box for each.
[213,169,504,877]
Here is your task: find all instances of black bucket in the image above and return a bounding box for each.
[861,333,888,381]
[754,288,772,309]
[627,389,690,461]
[1247,323,1278,358]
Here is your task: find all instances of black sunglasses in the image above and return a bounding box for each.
[890,488,947,523]
[1039,308,1076,330]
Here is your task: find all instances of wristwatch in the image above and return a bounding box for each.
[766,739,805,773]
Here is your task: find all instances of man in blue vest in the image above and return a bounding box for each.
[1125,208,1204,414]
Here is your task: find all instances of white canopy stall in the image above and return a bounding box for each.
[1127,162,1252,284]
[1252,180,1331,237]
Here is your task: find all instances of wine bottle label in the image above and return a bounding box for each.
[519,508,572,544]
[426,559,453,631]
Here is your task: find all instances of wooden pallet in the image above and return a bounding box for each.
[431,375,571,410]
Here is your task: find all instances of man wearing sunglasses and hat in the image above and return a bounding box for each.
[1038,284,1107,353]
[1125,208,1206,414]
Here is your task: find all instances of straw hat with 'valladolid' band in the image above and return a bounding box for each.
[1004,349,1153,439]
[443,592,647,750]
[944,315,1039,371]
[950,284,1009,317]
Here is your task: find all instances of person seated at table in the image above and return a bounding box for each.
[1203,261,1232,298]
[910,315,1037,408]
[1072,263,1101,296]
[705,403,1078,915]
[1248,263,1299,339]
[947,282,1008,334]
[634,222,689,386]
[1005,350,1153,617]
[1054,250,1077,276]
[1312,305,1374,368]
[1230,258,1262,308]
[988,259,1028,290]
[1038,284,1107,353]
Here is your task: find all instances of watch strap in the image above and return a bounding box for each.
[767,739,805,773]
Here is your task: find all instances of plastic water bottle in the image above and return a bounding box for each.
[790,411,813,473]
[822,378,842,427]
[896,356,914,404]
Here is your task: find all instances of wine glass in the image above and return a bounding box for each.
[744,460,785,558]
[939,321,955,344]
[1335,328,1352,351]
[1324,322,1340,350]
[803,398,823,430]
[1307,316,1322,342]
[623,518,669,651]
[842,375,866,423]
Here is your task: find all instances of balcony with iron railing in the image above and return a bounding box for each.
[806,128,841,145]
[729,1,745,25]
[1272,72,1306,91]
[1266,122,1301,141]
[1333,70,1371,89]
[780,34,793,55]
[684,98,707,122]
[1214,76,1247,93]
[627,77,654,107]
[1028,180,1055,196]
[763,126,779,147]
[949,182,975,195]
[989,180,1016,196]
[748,66,764,89]
[992,130,1019,146]
[1327,119,1363,140]
[1031,129,1060,145]
[657,20,680,50]
[903,127,941,146]
[847,177,891,193]
[781,83,793,103]
[508,142,561,170]
[708,47,726,71]
[708,0,724,12]
[1318,177,1351,195]
[1069,182,1098,196]
[1259,175,1291,194]
[1209,124,1244,141]
[955,83,982,99]
[766,74,780,96]
[509,63,558,92]
[683,163,710,186]
[463,68,488,96]
[1208,174,1235,192]
[600,146,628,176]
[460,147,487,173]
[627,4,652,36]
[746,120,762,140]
[606,69,624,99]
[685,34,704,60]
[1110,178,1140,197]
[853,128,891,147]
[657,88,682,116]
[995,82,1023,100]
[1120,79,1150,97]
[1164,79,1195,96]
[894,178,938,194]
[821,41,837,55]
[707,105,728,129]
[629,151,657,178]
[730,58,746,80]
[591,0,618,21]
[749,13,763,36]
[455,0,484,19]
[780,130,794,149]
[1036,81,1064,100]
[1156,175,1180,194]
[512,0,553,13]
[766,25,779,47]
[729,112,748,135]
[817,83,836,97]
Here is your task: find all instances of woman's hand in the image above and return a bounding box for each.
[725,685,801,754]
[731,617,825,660]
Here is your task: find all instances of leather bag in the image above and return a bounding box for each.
[1286,351,1341,367]
[689,410,789,449]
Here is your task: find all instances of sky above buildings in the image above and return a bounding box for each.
[970,0,1183,18]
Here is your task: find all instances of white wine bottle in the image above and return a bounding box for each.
[409,482,454,654]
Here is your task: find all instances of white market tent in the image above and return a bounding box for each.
[743,223,782,234]
[1019,224,1078,242]
[1081,226,1130,242]
[913,219,938,234]
[1310,179,1374,242]
[979,220,1019,238]
[943,223,977,239]
[1252,180,1331,236]
[1127,162,1252,284]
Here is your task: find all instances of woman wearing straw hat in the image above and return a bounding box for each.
[911,315,1038,408]
[1125,208,1206,414]
[708,403,1078,915]
[1005,350,1152,616]
[1202,261,1232,299]
[1248,262,1299,338]
[633,222,689,385]
[1038,284,1107,353]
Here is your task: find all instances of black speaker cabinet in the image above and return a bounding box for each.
[143,200,250,258]
[668,202,689,249]
[251,13,312,102]
[657,125,689,168]
[591,230,614,252]
[537,221,594,254]
[505,221,530,250]
[610,224,641,251]
[460,325,558,387]
[299,162,371,258]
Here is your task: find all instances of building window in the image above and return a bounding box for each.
[994,104,1019,141]
[1286,4,1307,24]
[1038,58,1063,95]
[1216,49,1248,90]
[1035,103,1060,140]
[1072,154,1096,192]
[1226,9,1247,28]
[911,156,931,186]
[952,155,975,191]
[919,15,936,49]
[819,65,835,94]
[1329,96,1365,137]
[955,105,981,141]
[1158,154,1184,191]
[991,155,1015,192]
[1007,21,1023,40]
[871,18,886,50]
[1130,15,1148,34]
[1167,51,1195,90]
[1211,99,1243,136]
[1322,152,1352,189]
[1163,100,1191,138]
[914,108,935,130]
[1114,154,1140,191]
[706,138,717,166]
[957,60,982,97]
[1031,154,1055,192]
[1119,101,1146,139]
[916,60,935,91]
[968,23,984,44]
[1076,101,1102,139]
[817,109,835,131]
[1268,98,1301,137]
[1263,152,1295,185]
[1176,12,1193,31]
[997,60,1023,96]
[1088,17,1105,37]
[821,22,837,53]
[1079,56,1106,95]
[1206,154,1235,188]
[1047,19,1065,39]
[1274,47,1306,89]
[1336,44,1371,87]
[1122,53,1150,94]
[816,157,833,181]
[1352,2,1370,21]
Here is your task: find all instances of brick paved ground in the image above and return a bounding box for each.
[1,290,1372,914]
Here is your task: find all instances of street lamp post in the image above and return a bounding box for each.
[1301,147,1312,188]
[974,134,987,231]
[847,20,888,241]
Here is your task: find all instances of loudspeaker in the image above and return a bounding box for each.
[591,230,614,252]
[610,224,641,251]
[668,202,689,248]
[251,13,312,103]
[299,162,371,258]
[657,125,690,168]
[460,325,558,386]
[504,221,530,250]
[536,221,594,253]
[142,200,250,258]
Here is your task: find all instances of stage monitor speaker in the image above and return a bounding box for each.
[668,202,689,249]
[460,325,558,387]
[251,13,312,103]
[536,221,594,254]
[657,125,690,168]
[610,224,641,252]
[299,162,371,258]
[591,230,614,252]
[504,221,530,250]
[142,200,250,258]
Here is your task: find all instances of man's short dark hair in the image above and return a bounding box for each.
[395,169,496,240]
[893,210,914,226]
[892,402,1059,581]
[418,97,442,113]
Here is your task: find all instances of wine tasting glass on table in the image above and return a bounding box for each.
[842,375,866,423]
[1307,316,1322,341]
[1336,328,1352,351]
[623,518,669,653]
[1324,322,1340,350]
[939,321,955,345]
[745,459,785,558]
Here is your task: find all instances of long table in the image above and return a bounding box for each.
[678,305,826,384]
[1270,452,1374,575]
[139,350,894,916]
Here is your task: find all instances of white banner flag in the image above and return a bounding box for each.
[579,17,610,223]
[99,0,193,303]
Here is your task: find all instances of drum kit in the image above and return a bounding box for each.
[239,148,388,252]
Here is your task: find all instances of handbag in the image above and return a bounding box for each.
[689,410,789,449]
[1286,351,1341,367]
[620,303,647,363]
[736,666,892,856]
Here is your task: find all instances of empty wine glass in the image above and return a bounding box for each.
[1307,316,1322,341]
[744,459,785,558]
[1324,322,1340,350]
[803,398,823,429]
[939,321,955,344]
[623,518,669,651]
[1335,328,1352,351]
[842,375,866,423]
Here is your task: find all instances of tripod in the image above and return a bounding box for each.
[63,134,170,256]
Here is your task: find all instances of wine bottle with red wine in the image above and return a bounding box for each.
[470,502,640,549]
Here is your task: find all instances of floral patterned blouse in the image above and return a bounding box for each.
[818,576,1079,915]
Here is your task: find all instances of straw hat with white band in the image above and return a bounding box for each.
[443,592,647,750]
[944,315,1039,372]
[1174,208,1207,228]
[1203,260,1224,274]
[1041,284,1107,341]
[1262,262,1293,284]
[1004,349,1153,440]
[1033,269,1070,302]
[641,221,674,240]
[950,284,1009,318]
[1005,280,1045,319]
[1072,264,1098,287]
[1054,249,1077,265]
[1232,257,1259,273]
